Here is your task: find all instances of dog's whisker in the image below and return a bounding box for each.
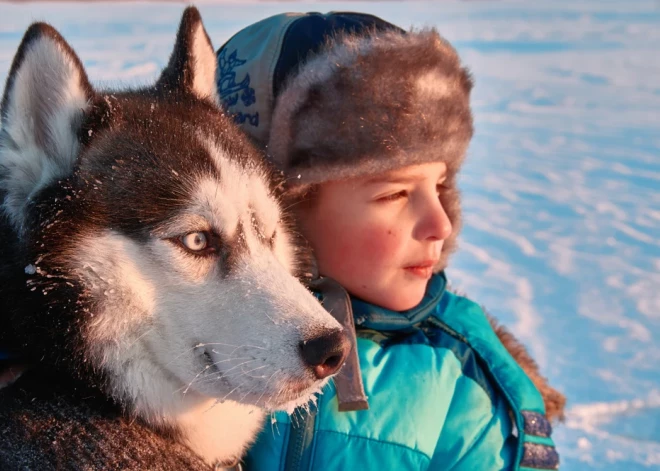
[121,325,157,352]
[210,349,241,356]
[255,371,277,408]
[239,377,261,403]
[211,356,254,366]
[219,378,251,403]
[195,342,266,351]
[296,406,306,425]
[218,359,257,376]
[270,410,280,438]
[261,311,276,324]
[203,399,222,414]
[176,356,256,394]
[290,405,301,428]
[239,364,268,379]
[178,365,212,395]
[271,370,288,410]
[191,358,259,385]
[192,366,262,386]
[166,342,264,368]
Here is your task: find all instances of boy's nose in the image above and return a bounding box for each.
[415,200,453,242]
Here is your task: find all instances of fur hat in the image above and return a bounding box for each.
[217,12,473,270]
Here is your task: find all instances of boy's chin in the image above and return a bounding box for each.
[340,272,429,312]
[378,281,428,312]
[387,295,425,312]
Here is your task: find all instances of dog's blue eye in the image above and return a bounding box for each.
[181,232,208,251]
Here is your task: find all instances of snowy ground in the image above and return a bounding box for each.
[1,1,659,469]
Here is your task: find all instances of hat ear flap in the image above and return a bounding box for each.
[156,6,219,104]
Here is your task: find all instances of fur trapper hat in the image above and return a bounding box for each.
[217,12,473,270]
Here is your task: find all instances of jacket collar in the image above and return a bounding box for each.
[351,272,447,331]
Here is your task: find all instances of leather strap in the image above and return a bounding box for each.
[310,277,369,412]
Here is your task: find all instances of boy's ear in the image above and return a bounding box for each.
[156,7,219,104]
[0,22,93,231]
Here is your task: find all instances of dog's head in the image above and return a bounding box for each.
[0,8,349,418]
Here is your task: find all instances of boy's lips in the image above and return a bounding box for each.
[403,260,437,279]
[404,260,437,269]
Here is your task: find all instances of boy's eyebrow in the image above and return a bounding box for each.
[366,169,447,184]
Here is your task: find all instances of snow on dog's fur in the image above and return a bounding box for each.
[0,8,350,469]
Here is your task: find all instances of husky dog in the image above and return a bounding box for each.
[0,7,350,469]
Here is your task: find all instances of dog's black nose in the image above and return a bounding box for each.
[300,330,351,379]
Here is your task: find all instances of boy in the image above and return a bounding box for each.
[217,12,563,470]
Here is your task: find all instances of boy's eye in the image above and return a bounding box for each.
[378,190,408,202]
[436,183,450,195]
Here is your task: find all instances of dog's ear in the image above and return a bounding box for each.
[0,23,93,231]
[156,7,219,104]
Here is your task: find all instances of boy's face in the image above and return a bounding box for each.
[299,162,452,311]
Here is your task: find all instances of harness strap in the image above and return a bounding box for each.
[310,277,369,412]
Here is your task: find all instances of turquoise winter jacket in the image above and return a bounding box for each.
[244,273,559,470]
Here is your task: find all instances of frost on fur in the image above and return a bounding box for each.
[0,23,92,232]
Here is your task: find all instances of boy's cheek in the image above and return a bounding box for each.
[354,223,403,265]
[315,219,403,284]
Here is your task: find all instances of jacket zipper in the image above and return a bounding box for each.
[283,406,317,471]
